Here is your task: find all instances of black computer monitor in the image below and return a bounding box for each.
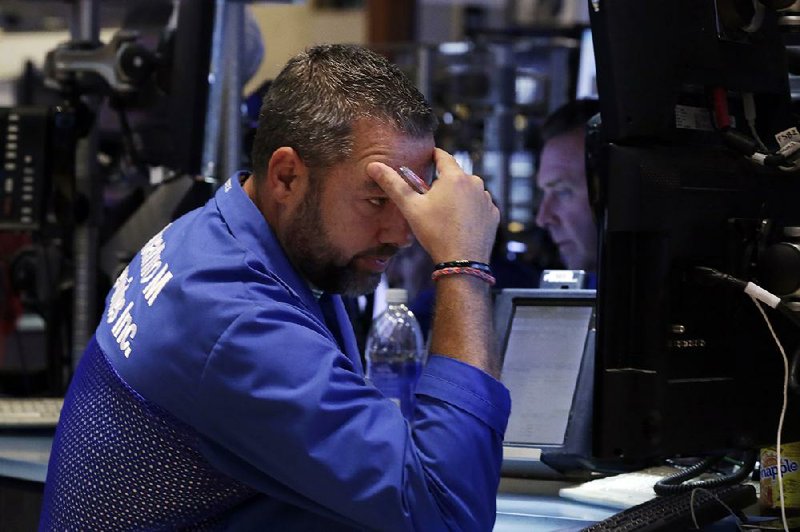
[105,0,214,178]
[161,0,214,178]
[494,289,596,478]
[586,0,800,469]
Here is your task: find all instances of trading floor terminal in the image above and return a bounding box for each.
[3,0,800,530]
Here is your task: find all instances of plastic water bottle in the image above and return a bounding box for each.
[365,288,425,420]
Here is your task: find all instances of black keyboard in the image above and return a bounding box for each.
[580,483,757,531]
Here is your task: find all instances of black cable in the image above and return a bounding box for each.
[693,267,800,330]
[654,450,758,495]
[692,266,746,290]
[112,99,143,172]
[718,121,797,169]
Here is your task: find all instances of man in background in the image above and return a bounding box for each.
[535,99,599,273]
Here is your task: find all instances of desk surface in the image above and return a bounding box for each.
[495,493,614,531]
[0,432,51,483]
[0,433,754,531]
[0,436,765,532]
[0,432,616,530]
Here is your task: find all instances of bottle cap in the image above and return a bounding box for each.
[385,288,408,304]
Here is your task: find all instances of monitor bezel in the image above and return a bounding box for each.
[494,288,596,478]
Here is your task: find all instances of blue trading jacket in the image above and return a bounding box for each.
[93,172,511,530]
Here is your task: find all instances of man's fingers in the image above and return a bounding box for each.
[433,147,466,175]
[367,162,418,206]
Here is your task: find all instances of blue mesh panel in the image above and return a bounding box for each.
[40,337,256,530]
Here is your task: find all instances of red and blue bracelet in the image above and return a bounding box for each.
[431,261,496,286]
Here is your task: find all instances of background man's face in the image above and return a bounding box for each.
[535,127,597,271]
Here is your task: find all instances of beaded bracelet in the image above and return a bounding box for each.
[431,266,496,286]
[433,260,492,273]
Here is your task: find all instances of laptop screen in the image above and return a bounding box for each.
[494,289,596,477]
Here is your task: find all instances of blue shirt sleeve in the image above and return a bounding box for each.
[191,304,510,531]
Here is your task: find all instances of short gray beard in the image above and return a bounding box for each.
[281,179,385,296]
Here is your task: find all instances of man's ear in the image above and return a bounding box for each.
[266,147,309,202]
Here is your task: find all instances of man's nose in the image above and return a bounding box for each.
[380,204,413,248]
[535,194,555,229]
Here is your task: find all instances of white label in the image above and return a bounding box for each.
[543,270,582,283]
[503,446,542,461]
[775,127,800,148]
[675,105,714,132]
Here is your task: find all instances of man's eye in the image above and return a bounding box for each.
[368,198,388,207]
[554,188,573,199]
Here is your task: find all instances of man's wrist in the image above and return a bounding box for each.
[431,263,496,286]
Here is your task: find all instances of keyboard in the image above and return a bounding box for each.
[580,483,757,531]
[0,397,64,428]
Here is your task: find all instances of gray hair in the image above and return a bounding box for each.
[250,44,438,179]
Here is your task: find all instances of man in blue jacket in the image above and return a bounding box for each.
[41,44,510,531]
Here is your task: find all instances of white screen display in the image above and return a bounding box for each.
[502,303,593,445]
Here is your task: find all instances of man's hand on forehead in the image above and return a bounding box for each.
[367,149,498,264]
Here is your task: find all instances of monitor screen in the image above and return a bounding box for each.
[504,303,593,445]
[495,289,595,477]
[575,27,597,100]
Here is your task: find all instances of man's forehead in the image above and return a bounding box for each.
[537,164,584,188]
[538,145,585,188]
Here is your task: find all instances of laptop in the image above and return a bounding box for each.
[0,314,63,429]
[494,288,596,479]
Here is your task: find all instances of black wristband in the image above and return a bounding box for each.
[433,260,492,273]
